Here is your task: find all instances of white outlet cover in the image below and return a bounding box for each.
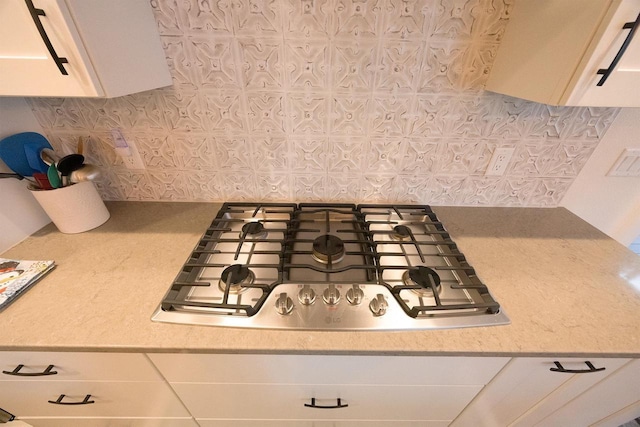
[485,147,515,176]
[121,140,146,170]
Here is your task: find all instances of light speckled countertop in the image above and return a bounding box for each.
[1,202,639,356]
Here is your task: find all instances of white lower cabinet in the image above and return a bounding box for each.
[148,354,509,425]
[0,352,161,381]
[0,352,192,426]
[3,352,637,426]
[451,357,632,427]
[173,383,481,421]
[0,380,190,417]
[535,359,640,427]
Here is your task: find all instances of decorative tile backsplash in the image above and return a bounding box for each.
[26,0,620,206]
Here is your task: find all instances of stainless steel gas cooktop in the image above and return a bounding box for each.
[152,203,509,330]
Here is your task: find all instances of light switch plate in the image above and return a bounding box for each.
[608,149,640,177]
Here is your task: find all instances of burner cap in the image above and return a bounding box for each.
[391,225,412,240]
[312,234,345,264]
[241,222,267,239]
[403,266,441,296]
[219,264,254,294]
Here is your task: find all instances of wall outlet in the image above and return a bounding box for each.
[485,147,515,176]
[607,148,640,177]
[111,129,145,170]
[119,140,145,170]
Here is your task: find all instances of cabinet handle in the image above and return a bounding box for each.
[48,394,95,405]
[550,361,605,374]
[304,398,348,409]
[596,12,640,86]
[24,0,69,75]
[2,364,58,377]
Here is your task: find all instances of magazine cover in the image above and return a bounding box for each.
[0,258,55,312]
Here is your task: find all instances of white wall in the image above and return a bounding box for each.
[0,97,51,254]
[561,108,640,246]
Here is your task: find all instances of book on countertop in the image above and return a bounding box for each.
[0,258,55,312]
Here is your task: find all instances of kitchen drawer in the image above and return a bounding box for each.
[0,381,190,418]
[20,419,198,427]
[148,354,508,385]
[197,421,447,427]
[0,352,161,381]
[171,382,483,420]
[452,357,630,427]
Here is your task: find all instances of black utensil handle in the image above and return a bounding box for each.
[596,12,640,86]
[550,361,606,373]
[304,398,349,409]
[24,0,69,75]
[48,394,95,405]
[0,407,16,423]
[0,173,24,180]
[2,364,58,376]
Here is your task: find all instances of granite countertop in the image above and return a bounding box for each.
[1,202,639,356]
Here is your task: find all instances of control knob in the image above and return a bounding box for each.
[298,285,316,305]
[369,294,387,316]
[275,292,294,315]
[346,285,364,305]
[322,284,341,306]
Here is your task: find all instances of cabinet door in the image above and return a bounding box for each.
[566,0,640,106]
[0,380,190,418]
[0,352,162,381]
[0,0,103,96]
[171,382,483,421]
[534,359,640,427]
[484,0,613,105]
[451,357,630,427]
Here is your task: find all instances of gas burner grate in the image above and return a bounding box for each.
[154,203,508,329]
[359,204,503,319]
[283,203,377,282]
[159,203,296,316]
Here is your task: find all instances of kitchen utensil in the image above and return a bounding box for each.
[33,172,53,190]
[0,173,23,180]
[24,142,50,173]
[0,132,52,177]
[77,136,84,155]
[47,163,61,189]
[40,149,57,166]
[69,164,101,183]
[56,154,85,186]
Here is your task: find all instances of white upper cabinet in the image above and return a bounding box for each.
[0,0,171,98]
[485,0,640,107]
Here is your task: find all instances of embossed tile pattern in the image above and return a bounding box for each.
[26,0,620,206]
